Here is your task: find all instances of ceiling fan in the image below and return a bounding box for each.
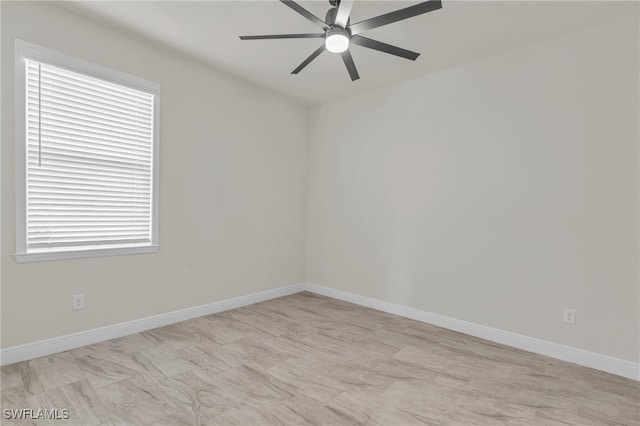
[239,0,442,81]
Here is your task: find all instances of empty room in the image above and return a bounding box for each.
[0,0,638,425]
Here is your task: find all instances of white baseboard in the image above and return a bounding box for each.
[2,281,637,382]
[304,283,640,381]
[0,283,305,366]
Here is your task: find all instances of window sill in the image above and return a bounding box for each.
[15,245,159,263]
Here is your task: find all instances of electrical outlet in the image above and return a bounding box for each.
[563,308,576,324]
[72,294,85,310]
[322,264,330,274]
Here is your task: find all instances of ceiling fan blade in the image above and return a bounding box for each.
[350,35,420,61]
[240,34,325,40]
[334,0,354,28]
[341,50,360,81]
[349,0,442,35]
[280,0,328,29]
[292,44,326,74]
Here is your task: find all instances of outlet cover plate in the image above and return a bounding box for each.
[563,307,576,324]
[72,294,85,310]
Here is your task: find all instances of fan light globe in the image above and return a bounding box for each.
[325,29,350,53]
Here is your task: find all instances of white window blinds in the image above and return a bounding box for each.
[24,59,156,254]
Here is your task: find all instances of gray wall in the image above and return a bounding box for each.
[1,1,309,347]
[306,17,639,363]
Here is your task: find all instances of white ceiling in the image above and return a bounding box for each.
[58,1,631,105]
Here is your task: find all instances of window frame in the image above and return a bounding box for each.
[14,40,160,263]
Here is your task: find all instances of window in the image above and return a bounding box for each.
[15,40,160,263]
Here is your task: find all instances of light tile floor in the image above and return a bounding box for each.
[1,292,638,425]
